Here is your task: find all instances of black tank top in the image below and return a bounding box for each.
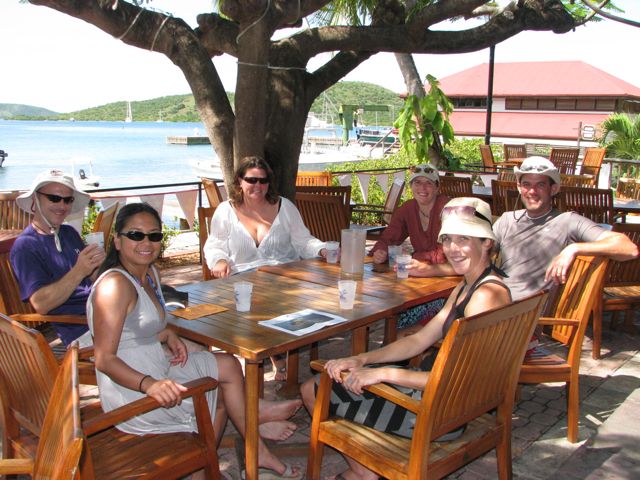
[442,265,511,337]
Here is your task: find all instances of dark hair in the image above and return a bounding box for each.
[229,156,279,206]
[97,202,162,276]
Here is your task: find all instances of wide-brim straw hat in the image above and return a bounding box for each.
[514,156,561,186]
[438,197,496,242]
[16,169,90,215]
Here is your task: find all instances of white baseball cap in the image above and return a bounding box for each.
[409,163,440,184]
[16,169,90,215]
[438,197,496,242]
[514,156,561,186]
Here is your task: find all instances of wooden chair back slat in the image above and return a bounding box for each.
[561,174,595,188]
[0,191,32,231]
[296,171,332,186]
[296,186,352,219]
[197,206,216,281]
[91,202,119,248]
[581,147,606,184]
[497,171,517,183]
[201,178,225,207]
[382,179,405,225]
[503,144,527,162]
[0,314,59,450]
[606,224,640,287]
[33,344,83,480]
[479,145,497,171]
[559,186,613,224]
[295,193,349,242]
[439,176,472,198]
[491,180,519,217]
[550,148,580,175]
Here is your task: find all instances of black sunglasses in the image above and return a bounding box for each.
[38,192,75,204]
[119,231,164,242]
[242,176,269,185]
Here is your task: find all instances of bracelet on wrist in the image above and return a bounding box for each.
[138,374,151,393]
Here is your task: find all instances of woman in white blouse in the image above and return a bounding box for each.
[203,156,327,277]
[203,156,327,379]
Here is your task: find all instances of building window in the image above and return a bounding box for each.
[556,99,576,110]
[538,99,556,110]
[595,99,616,111]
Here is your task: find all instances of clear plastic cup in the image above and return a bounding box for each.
[325,241,340,264]
[85,232,105,249]
[387,245,403,267]
[338,280,357,309]
[396,254,411,279]
[234,281,253,312]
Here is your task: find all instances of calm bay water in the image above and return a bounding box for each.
[0,120,215,191]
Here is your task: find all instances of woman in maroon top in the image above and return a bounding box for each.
[370,164,455,276]
[369,164,457,333]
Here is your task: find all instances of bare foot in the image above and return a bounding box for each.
[258,398,302,423]
[259,420,297,441]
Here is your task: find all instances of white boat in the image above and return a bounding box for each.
[71,157,100,188]
[189,158,223,179]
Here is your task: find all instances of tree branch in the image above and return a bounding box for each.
[580,0,640,27]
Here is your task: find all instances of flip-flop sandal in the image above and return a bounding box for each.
[273,366,287,382]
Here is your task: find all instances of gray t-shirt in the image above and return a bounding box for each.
[493,209,605,300]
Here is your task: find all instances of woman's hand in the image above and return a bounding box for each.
[319,248,327,259]
[372,249,388,264]
[143,377,188,408]
[211,259,231,279]
[165,330,188,367]
[324,356,364,382]
[342,367,387,395]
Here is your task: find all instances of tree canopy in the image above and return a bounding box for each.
[30,0,581,196]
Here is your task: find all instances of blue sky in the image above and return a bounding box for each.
[1,0,639,113]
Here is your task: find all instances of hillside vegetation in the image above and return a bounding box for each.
[4,81,403,125]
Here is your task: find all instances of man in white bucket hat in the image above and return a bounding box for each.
[10,169,106,345]
[493,156,637,303]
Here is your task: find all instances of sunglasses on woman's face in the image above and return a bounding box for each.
[119,231,164,242]
[37,191,75,204]
[410,166,436,174]
[242,177,269,185]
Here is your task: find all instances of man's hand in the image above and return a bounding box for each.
[545,244,578,285]
[76,244,106,277]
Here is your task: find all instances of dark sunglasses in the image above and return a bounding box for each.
[242,177,269,185]
[119,231,164,242]
[410,166,436,174]
[38,192,75,204]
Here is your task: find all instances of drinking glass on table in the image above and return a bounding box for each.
[325,241,340,264]
[387,245,403,267]
[396,254,411,279]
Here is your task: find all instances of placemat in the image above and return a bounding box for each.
[171,303,228,320]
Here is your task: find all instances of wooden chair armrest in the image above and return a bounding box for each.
[78,346,95,360]
[310,360,421,413]
[82,376,218,436]
[10,313,87,325]
[538,317,580,327]
[0,458,33,475]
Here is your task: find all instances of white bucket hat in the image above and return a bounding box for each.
[16,169,90,215]
[409,163,440,184]
[514,156,561,186]
[438,197,496,242]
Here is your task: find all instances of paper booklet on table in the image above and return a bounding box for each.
[259,309,347,336]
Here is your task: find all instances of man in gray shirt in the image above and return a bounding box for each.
[493,156,638,301]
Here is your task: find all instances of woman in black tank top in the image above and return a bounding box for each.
[301,197,512,480]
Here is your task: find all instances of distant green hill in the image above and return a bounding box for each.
[5,81,404,124]
[0,103,58,118]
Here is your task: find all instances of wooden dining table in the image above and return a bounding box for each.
[167,269,400,480]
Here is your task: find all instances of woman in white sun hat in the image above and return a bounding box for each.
[301,197,512,480]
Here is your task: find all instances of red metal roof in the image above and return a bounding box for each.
[439,61,640,98]
[449,111,610,141]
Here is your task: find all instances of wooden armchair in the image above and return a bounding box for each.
[491,180,519,217]
[0,343,83,480]
[479,144,499,171]
[350,178,405,236]
[559,186,614,224]
[295,193,350,242]
[295,171,332,186]
[0,312,222,479]
[549,147,580,175]
[0,190,32,231]
[591,223,640,359]
[519,255,609,443]
[581,147,606,185]
[497,171,517,183]
[439,175,472,198]
[92,201,119,247]
[307,292,546,480]
[296,185,351,219]
[503,144,527,162]
[197,206,217,281]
